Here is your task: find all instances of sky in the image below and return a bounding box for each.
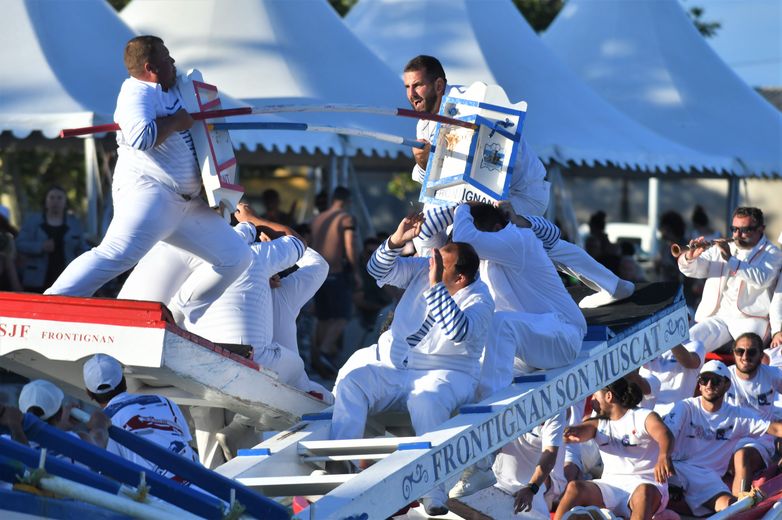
[690,0,782,87]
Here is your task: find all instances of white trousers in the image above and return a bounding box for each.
[118,240,332,401]
[46,175,251,323]
[331,361,477,440]
[690,315,770,353]
[255,343,334,403]
[478,311,582,400]
[547,240,620,294]
[188,405,229,469]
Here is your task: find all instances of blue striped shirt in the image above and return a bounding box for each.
[424,282,470,343]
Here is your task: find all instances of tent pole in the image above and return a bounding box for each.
[84,137,99,241]
[726,177,740,234]
[647,176,660,258]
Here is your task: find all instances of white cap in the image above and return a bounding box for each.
[699,359,730,379]
[18,380,64,420]
[83,354,123,393]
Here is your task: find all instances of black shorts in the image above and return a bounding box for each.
[314,272,352,320]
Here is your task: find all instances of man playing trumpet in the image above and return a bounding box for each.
[678,207,782,353]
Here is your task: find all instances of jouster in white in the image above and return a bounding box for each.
[45,36,251,325]
[331,214,494,515]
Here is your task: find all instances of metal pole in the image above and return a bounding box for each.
[647,177,660,258]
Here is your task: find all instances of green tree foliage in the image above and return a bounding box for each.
[687,4,721,38]
[387,171,420,201]
[513,0,565,32]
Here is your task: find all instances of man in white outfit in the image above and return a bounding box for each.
[45,36,251,324]
[119,205,331,465]
[644,339,705,417]
[402,55,633,308]
[767,230,782,349]
[453,203,587,380]
[330,214,494,516]
[663,360,782,516]
[448,202,587,498]
[83,354,200,482]
[678,206,782,353]
[271,247,330,356]
[724,332,782,496]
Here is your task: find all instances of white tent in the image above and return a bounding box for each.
[0,0,137,235]
[0,0,131,138]
[345,0,736,175]
[120,0,415,159]
[542,0,782,177]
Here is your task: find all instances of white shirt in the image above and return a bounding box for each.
[638,367,662,411]
[187,235,305,350]
[727,363,782,421]
[272,248,329,352]
[493,412,565,493]
[596,408,659,480]
[113,77,201,196]
[678,237,782,324]
[663,397,769,475]
[103,392,198,479]
[451,204,586,334]
[646,340,706,416]
[367,239,494,376]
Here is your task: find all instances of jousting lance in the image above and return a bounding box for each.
[208,121,425,149]
[58,104,479,138]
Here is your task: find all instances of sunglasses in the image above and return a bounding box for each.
[698,375,723,387]
[731,225,759,234]
[733,347,761,358]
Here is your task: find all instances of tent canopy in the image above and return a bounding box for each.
[121,0,415,158]
[346,0,737,174]
[543,0,782,177]
[0,0,133,138]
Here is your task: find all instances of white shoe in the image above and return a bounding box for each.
[216,420,260,460]
[421,496,448,516]
[579,280,635,309]
[449,464,496,498]
[421,487,449,516]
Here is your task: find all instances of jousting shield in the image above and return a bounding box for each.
[420,82,526,206]
[174,69,244,215]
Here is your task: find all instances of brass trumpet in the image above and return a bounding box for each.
[670,238,734,258]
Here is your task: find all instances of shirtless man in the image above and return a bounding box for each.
[310,186,361,377]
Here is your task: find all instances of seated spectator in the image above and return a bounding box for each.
[18,379,110,454]
[663,360,782,516]
[678,207,782,353]
[644,340,705,416]
[724,333,782,496]
[16,186,86,293]
[83,354,200,481]
[555,378,674,520]
[489,411,566,517]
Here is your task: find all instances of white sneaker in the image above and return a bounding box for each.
[216,421,261,460]
[421,496,448,516]
[579,280,635,309]
[421,487,449,516]
[449,464,496,498]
